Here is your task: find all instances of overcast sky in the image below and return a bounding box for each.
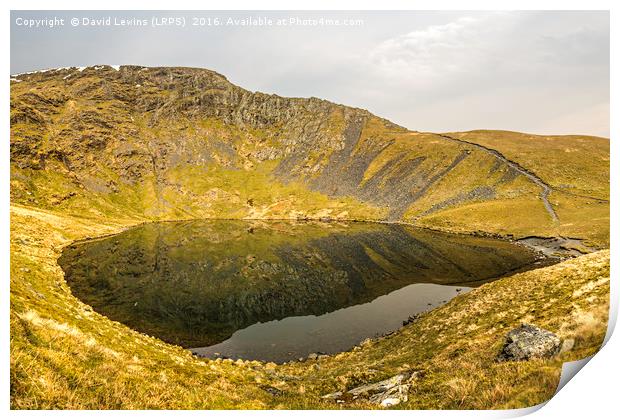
[11,10,609,137]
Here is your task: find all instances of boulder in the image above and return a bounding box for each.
[322,371,421,407]
[497,323,561,362]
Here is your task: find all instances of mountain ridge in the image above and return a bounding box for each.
[10,65,610,246]
[8,65,611,409]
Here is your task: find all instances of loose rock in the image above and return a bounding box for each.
[322,371,421,407]
[259,385,284,396]
[380,398,401,407]
[307,352,327,361]
[496,323,561,362]
[359,338,373,346]
[402,314,420,326]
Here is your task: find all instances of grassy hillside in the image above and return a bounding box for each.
[9,66,610,409]
[434,130,610,246]
[445,130,609,200]
[10,66,609,246]
[10,204,609,409]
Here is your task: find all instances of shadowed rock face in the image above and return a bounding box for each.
[11,65,537,222]
[58,220,540,349]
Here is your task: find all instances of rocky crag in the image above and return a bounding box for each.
[9,66,611,409]
[10,65,610,246]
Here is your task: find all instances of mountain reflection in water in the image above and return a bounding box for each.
[59,220,540,362]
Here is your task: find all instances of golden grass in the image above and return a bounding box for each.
[550,191,610,247]
[446,130,610,200]
[9,70,610,409]
[10,74,609,248]
[413,196,556,238]
[10,204,610,409]
[410,187,609,249]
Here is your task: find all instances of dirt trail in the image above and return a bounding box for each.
[437,134,559,222]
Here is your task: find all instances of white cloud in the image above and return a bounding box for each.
[353,12,609,136]
[366,14,511,87]
[532,102,609,137]
[10,11,609,136]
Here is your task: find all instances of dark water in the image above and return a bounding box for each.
[59,220,540,362]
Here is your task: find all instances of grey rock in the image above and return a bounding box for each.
[321,371,421,407]
[321,391,343,401]
[259,385,284,396]
[307,352,327,361]
[380,397,401,407]
[359,338,373,346]
[497,323,561,362]
[517,237,594,259]
[402,314,420,326]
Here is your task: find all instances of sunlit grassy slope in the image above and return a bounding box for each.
[10,66,610,246]
[446,130,609,200]
[10,205,609,409]
[10,66,610,409]
[428,130,610,247]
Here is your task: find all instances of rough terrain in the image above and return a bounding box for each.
[10,204,610,409]
[9,65,611,409]
[10,65,609,245]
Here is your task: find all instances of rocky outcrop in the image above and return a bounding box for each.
[322,371,421,407]
[517,237,596,258]
[10,65,540,223]
[496,323,561,362]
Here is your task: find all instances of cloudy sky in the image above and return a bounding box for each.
[11,11,609,137]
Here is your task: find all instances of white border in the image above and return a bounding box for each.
[3,1,617,419]
[1,0,616,11]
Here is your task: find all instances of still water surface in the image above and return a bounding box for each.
[59,220,540,362]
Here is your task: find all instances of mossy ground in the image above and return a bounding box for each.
[10,204,609,409]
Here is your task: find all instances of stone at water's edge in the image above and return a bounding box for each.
[496,323,561,362]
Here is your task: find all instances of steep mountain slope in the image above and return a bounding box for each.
[10,65,609,245]
[9,66,611,409]
[431,131,609,245]
[445,130,609,200]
